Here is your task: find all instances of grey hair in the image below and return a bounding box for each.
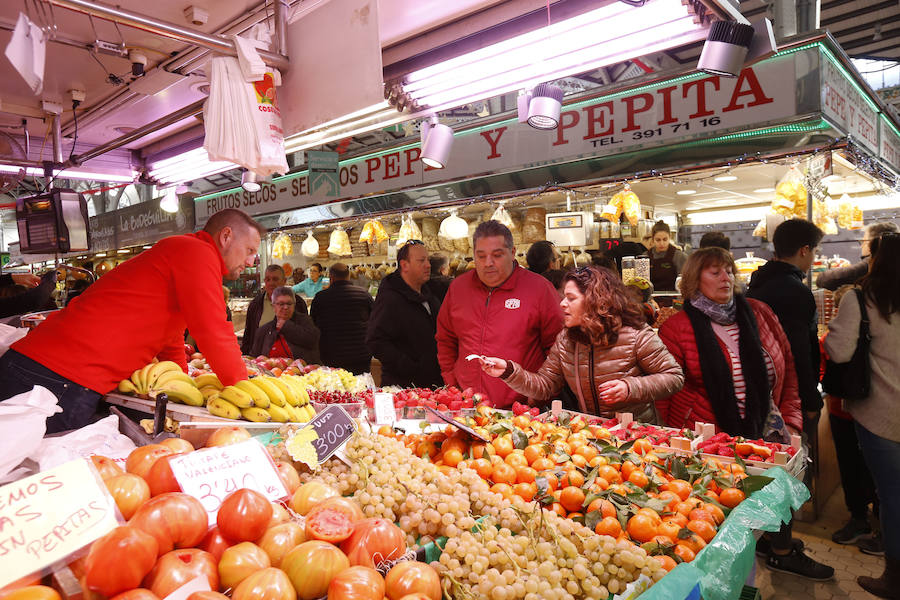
[271,286,295,302]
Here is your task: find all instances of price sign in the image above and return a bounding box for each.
[373,392,396,425]
[169,439,288,525]
[306,405,356,462]
[0,459,119,588]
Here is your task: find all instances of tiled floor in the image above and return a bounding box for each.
[753,489,885,599]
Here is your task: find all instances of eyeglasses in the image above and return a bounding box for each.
[402,239,425,247]
[273,301,295,307]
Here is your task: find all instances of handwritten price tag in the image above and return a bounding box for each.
[373,392,396,425]
[304,405,356,463]
[0,459,119,588]
[169,439,288,525]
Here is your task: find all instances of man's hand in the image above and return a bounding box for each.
[480,357,508,378]
[12,273,40,287]
[275,317,288,329]
[597,379,629,404]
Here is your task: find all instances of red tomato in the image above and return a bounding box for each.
[105,473,151,520]
[143,549,218,598]
[129,492,208,555]
[159,438,195,453]
[258,522,306,568]
[307,497,364,524]
[233,568,297,600]
[281,541,349,600]
[126,445,173,480]
[0,587,60,600]
[90,455,124,481]
[269,502,291,528]
[274,461,301,495]
[145,453,185,496]
[327,566,384,600]
[0,576,43,596]
[341,518,407,569]
[218,542,271,590]
[217,489,273,543]
[384,562,441,600]
[396,595,433,600]
[109,589,159,600]
[306,508,354,544]
[186,593,230,600]
[289,482,338,516]
[205,426,252,447]
[199,526,231,563]
[83,526,158,597]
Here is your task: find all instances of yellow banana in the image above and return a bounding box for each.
[266,404,291,423]
[207,396,241,420]
[199,386,221,401]
[250,377,286,407]
[282,375,310,405]
[117,379,137,394]
[220,385,255,408]
[266,377,298,406]
[193,373,223,390]
[159,381,204,407]
[146,361,183,388]
[282,404,300,422]
[235,379,269,408]
[241,407,272,422]
[153,370,195,389]
[131,364,154,394]
[299,404,316,421]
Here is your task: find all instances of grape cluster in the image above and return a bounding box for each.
[305,432,666,599]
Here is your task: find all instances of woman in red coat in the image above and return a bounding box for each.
[658,247,833,582]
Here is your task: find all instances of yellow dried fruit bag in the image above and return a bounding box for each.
[620,185,641,226]
[599,193,623,222]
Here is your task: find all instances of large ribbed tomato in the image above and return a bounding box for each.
[384,562,442,600]
[0,587,60,600]
[258,522,306,568]
[327,566,384,600]
[145,453,185,497]
[83,526,158,597]
[109,589,159,600]
[218,542,271,590]
[340,519,407,568]
[105,473,151,520]
[232,568,297,600]
[199,526,231,563]
[205,426,252,447]
[281,541,349,600]
[289,482,337,515]
[217,489,272,542]
[306,508,353,544]
[307,496,364,524]
[90,455,124,480]
[125,445,173,480]
[129,492,208,555]
[274,462,301,495]
[143,549,218,598]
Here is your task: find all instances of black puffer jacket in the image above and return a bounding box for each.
[250,312,321,365]
[366,271,442,387]
[310,280,374,374]
[241,289,307,355]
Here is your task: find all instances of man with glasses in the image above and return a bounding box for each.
[366,239,442,387]
[816,222,898,291]
[241,264,309,355]
[437,220,563,409]
[250,287,320,364]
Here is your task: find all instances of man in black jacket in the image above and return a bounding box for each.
[241,264,307,355]
[366,241,442,387]
[0,270,56,319]
[250,287,320,364]
[311,262,374,374]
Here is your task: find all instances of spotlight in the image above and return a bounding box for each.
[160,187,178,213]
[873,23,883,42]
[697,20,755,77]
[517,83,564,130]
[420,116,454,169]
[241,170,261,192]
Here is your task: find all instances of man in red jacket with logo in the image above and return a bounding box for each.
[437,221,563,409]
[0,208,262,433]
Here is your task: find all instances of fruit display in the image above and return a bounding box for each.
[293,367,370,394]
[114,360,316,423]
[696,432,798,463]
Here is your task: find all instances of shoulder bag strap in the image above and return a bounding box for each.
[855,288,871,344]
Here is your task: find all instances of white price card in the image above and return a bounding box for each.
[169,438,288,525]
[0,458,120,588]
[373,392,396,425]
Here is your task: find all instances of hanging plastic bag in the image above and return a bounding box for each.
[439,210,469,240]
[599,194,623,222]
[491,204,515,229]
[301,231,319,258]
[849,202,864,230]
[271,233,293,260]
[359,219,388,244]
[619,184,641,226]
[752,216,768,238]
[397,214,422,246]
[203,55,289,177]
[812,200,838,235]
[771,167,807,218]
[0,386,61,483]
[327,227,352,256]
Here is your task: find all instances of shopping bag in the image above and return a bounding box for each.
[0,385,61,483]
[0,323,28,356]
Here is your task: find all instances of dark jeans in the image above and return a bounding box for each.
[855,422,900,560]
[830,414,878,519]
[0,350,103,434]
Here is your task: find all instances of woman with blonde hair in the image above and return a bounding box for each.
[478,266,683,421]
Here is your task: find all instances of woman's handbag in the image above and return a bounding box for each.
[822,289,871,400]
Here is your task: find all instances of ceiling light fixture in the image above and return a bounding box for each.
[0,164,135,183]
[676,189,697,195]
[754,187,775,193]
[518,83,564,130]
[283,102,403,153]
[714,175,738,182]
[420,116,454,169]
[697,20,755,77]
[148,147,237,185]
[159,187,179,213]
[241,170,261,192]
[399,0,705,111]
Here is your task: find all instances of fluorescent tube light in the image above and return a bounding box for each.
[149,147,237,185]
[0,164,135,183]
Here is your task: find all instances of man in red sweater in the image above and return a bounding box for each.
[437,220,563,409]
[0,208,262,433]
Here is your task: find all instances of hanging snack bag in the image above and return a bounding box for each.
[301,231,319,258]
[327,227,352,256]
[491,204,515,229]
[599,193,623,222]
[836,194,854,229]
[620,185,641,226]
[849,201,864,230]
[359,219,388,244]
[752,216,768,238]
[772,166,807,217]
[396,214,422,246]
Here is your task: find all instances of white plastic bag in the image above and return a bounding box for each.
[301,231,319,257]
[0,323,28,356]
[203,55,288,177]
[0,386,61,482]
[32,414,137,473]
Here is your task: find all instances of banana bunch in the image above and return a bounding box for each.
[117,361,203,406]
[206,375,315,423]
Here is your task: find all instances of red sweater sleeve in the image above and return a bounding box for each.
[170,244,246,386]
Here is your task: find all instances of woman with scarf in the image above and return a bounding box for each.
[659,247,833,582]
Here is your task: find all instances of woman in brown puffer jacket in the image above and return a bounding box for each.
[479,266,684,422]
